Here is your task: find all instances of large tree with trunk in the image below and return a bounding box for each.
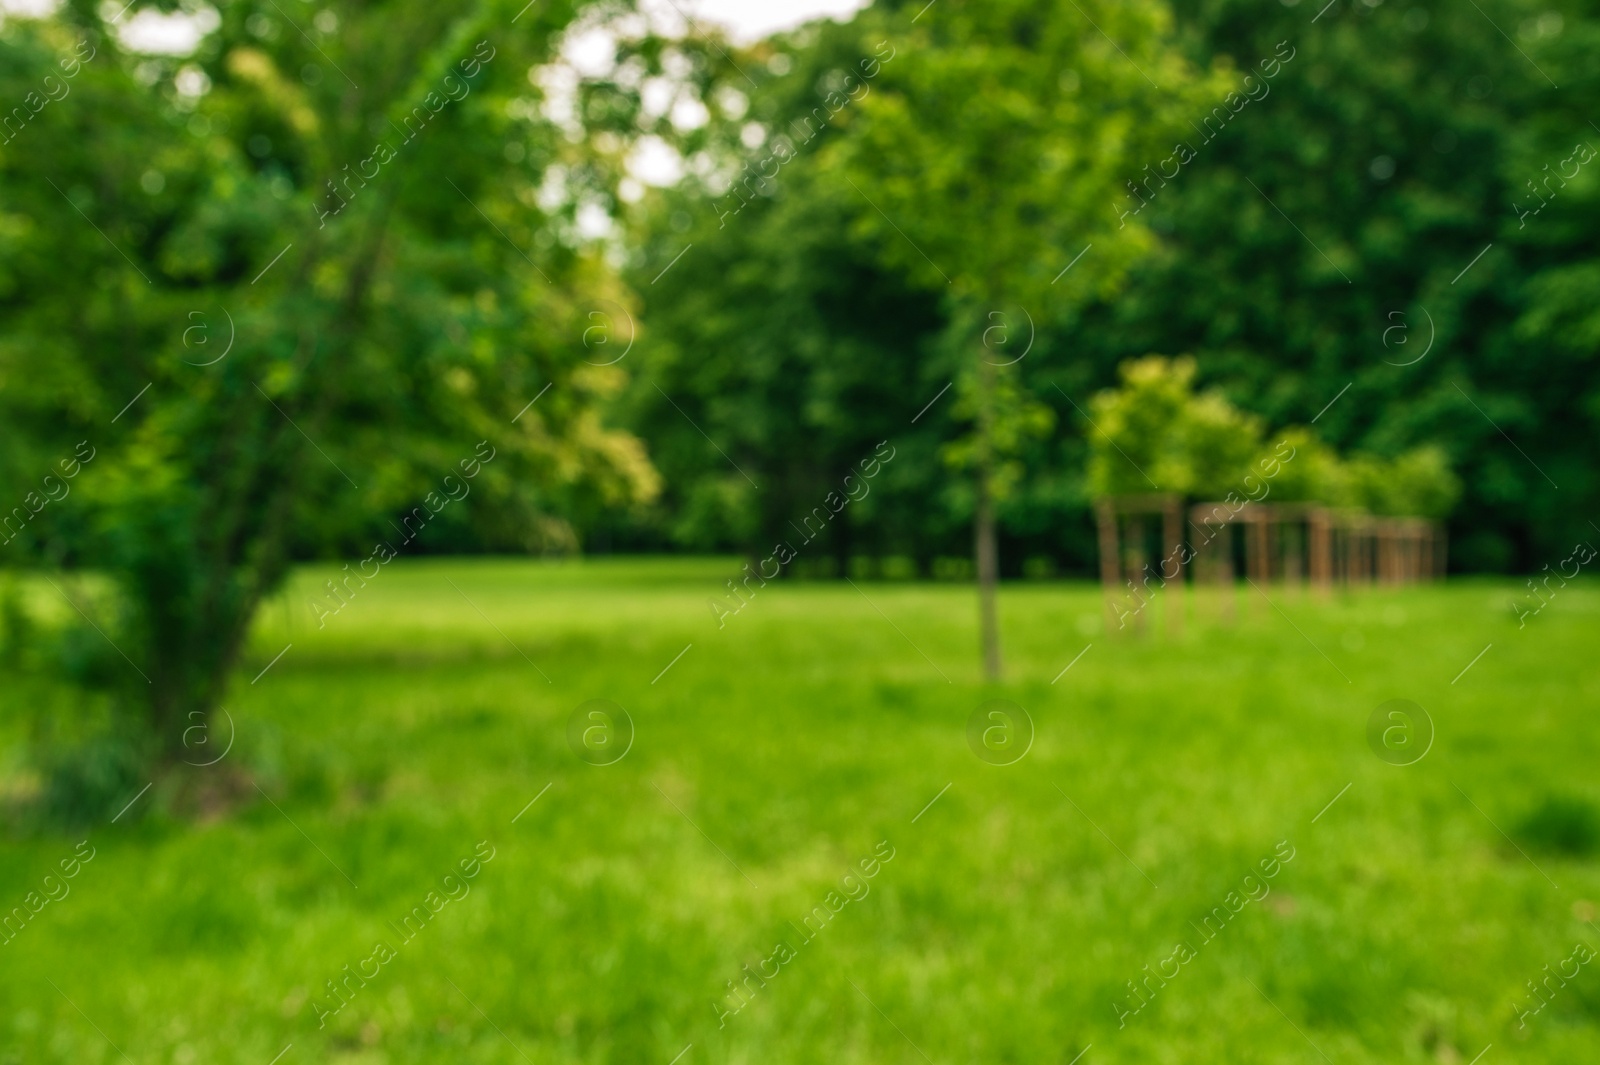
[0,0,665,769]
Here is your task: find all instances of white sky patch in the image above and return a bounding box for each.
[175,64,211,97]
[713,85,748,119]
[564,26,616,78]
[576,201,613,239]
[0,0,868,44]
[533,63,582,135]
[0,0,57,17]
[640,75,675,122]
[630,134,684,186]
[0,0,218,46]
[639,0,869,43]
[117,5,218,54]
[669,95,710,132]
[536,166,567,214]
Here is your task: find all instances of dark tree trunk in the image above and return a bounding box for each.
[975,357,1001,682]
[138,200,393,760]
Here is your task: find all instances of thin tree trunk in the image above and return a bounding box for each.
[833,490,852,578]
[975,475,1001,680]
[975,358,1001,681]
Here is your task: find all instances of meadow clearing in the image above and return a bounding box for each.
[2,557,1597,1064]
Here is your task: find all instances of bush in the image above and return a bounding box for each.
[36,727,151,827]
[1515,794,1600,857]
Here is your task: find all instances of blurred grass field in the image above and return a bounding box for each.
[2,557,1598,1064]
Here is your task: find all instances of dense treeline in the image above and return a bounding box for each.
[610,0,1599,575]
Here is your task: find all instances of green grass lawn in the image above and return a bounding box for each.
[3,557,1599,1064]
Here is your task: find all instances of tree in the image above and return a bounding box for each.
[625,160,948,571]
[1347,447,1462,519]
[0,0,658,771]
[618,13,953,576]
[817,0,1222,678]
[1087,355,1263,502]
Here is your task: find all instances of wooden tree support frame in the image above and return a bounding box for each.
[1096,493,1184,637]
[1091,498,1451,633]
[1189,502,1444,598]
[1189,502,1325,592]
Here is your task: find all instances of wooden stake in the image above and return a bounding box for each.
[1096,501,1120,635]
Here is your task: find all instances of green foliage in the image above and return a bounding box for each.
[1086,355,1262,499]
[822,0,1220,311]
[1087,355,1194,498]
[624,0,1593,572]
[1343,447,1462,518]
[625,0,1223,576]
[938,314,1056,503]
[0,0,661,754]
[1384,446,1464,520]
[1258,427,1336,504]
[1071,0,1600,567]
[0,572,29,668]
[1175,388,1264,500]
[1086,361,1460,520]
[622,15,957,564]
